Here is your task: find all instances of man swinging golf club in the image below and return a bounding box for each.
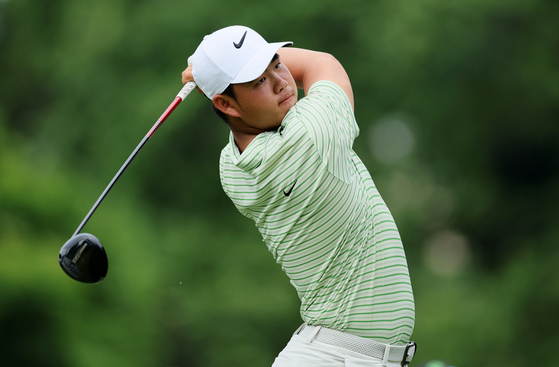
[182,25,417,367]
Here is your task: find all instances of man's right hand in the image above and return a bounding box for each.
[181,65,194,84]
[181,65,204,94]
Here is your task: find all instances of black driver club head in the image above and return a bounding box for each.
[59,233,108,283]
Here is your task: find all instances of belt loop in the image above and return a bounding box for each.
[381,345,391,367]
[307,325,322,343]
[293,324,305,336]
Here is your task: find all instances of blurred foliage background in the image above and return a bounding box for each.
[1,0,558,366]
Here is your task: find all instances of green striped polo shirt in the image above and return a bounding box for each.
[219,81,414,345]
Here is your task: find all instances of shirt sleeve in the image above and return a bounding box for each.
[291,81,360,183]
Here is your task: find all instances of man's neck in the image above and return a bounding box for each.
[231,130,257,153]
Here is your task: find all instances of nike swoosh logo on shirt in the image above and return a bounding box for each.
[283,179,298,197]
[233,31,247,49]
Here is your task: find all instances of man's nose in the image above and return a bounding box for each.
[275,76,288,93]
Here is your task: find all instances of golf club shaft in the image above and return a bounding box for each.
[73,82,197,236]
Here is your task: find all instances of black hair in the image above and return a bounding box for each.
[212,84,236,123]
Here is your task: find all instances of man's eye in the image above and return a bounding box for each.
[275,62,282,69]
[256,77,266,85]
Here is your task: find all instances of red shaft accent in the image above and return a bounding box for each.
[146,96,182,138]
[159,96,183,122]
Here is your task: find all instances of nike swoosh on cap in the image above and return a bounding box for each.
[233,31,247,49]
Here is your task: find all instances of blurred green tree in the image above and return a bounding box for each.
[1,0,558,366]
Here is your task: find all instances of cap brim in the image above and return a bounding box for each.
[231,41,292,84]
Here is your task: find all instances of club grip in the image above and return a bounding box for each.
[177,82,197,101]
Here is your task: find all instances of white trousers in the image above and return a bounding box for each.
[272,332,403,367]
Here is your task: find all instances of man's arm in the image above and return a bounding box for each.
[278,47,354,110]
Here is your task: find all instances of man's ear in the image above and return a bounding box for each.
[212,95,241,118]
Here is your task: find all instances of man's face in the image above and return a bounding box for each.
[229,54,298,132]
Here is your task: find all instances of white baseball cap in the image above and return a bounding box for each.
[188,26,292,99]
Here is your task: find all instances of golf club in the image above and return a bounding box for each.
[59,82,197,283]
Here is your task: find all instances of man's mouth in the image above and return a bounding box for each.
[279,94,293,106]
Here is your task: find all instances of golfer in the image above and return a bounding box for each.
[181,25,416,367]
